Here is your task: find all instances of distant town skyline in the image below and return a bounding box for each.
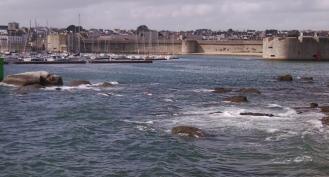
[1,0,329,30]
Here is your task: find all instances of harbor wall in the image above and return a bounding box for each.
[194,40,262,55]
[81,40,182,54]
[78,39,263,55]
[263,37,329,60]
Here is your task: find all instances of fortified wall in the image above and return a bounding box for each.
[182,40,263,55]
[75,39,263,55]
[80,39,182,54]
[263,37,329,60]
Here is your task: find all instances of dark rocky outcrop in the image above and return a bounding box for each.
[40,74,63,86]
[238,88,261,94]
[68,80,91,87]
[213,88,232,94]
[2,71,63,87]
[278,75,293,81]
[310,103,319,108]
[225,96,248,103]
[172,126,206,138]
[240,112,274,117]
[321,117,329,126]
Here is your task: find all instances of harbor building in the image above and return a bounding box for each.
[47,33,68,53]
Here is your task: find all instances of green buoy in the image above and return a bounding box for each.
[0,57,4,82]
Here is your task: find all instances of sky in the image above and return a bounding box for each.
[0,0,329,31]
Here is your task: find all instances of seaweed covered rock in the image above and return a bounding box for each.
[172,126,206,138]
[238,88,261,94]
[213,88,232,94]
[278,75,293,81]
[225,96,248,103]
[310,103,319,108]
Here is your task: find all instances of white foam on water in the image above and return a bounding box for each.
[136,125,156,132]
[42,81,120,92]
[293,155,313,163]
[192,89,214,93]
[265,128,280,134]
[265,131,299,142]
[277,107,297,118]
[267,104,283,108]
[122,120,154,125]
[93,81,120,86]
[156,104,325,139]
[43,85,101,91]
[0,82,17,87]
[271,155,313,165]
[97,93,112,97]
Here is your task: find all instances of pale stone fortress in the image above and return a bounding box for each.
[263,36,329,60]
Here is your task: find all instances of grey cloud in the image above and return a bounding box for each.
[0,0,328,30]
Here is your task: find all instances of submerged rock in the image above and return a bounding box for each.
[300,77,314,81]
[99,82,114,88]
[2,71,63,87]
[278,75,293,82]
[172,126,206,138]
[310,103,319,108]
[213,87,232,94]
[225,96,248,103]
[238,88,261,94]
[240,112,274,117]
[68,80,91,87]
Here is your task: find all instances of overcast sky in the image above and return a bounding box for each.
[0,0,328,30]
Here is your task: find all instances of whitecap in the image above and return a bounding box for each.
[122,120,154,125]
[293,155,313,163]
[267,104,283,108]
[193,89,214,93]
[97,93,112,97]
[164,98,174,102]
[277,107,297,118]
[43,85,101,91]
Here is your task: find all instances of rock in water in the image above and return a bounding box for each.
[40,74,63,86]
[99,82,114,88]
[2,71,63,87]
[68,80,91,87]
[301,77,313,81]
[213,88,232,94]
[240,112,274,117]
[172,126,206,138]
[225,96,248,103]
[321,117,329,126]
[238,88,261,94]
[310,103,319,108]
[278,74,293,81]
[321,106,329,114]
